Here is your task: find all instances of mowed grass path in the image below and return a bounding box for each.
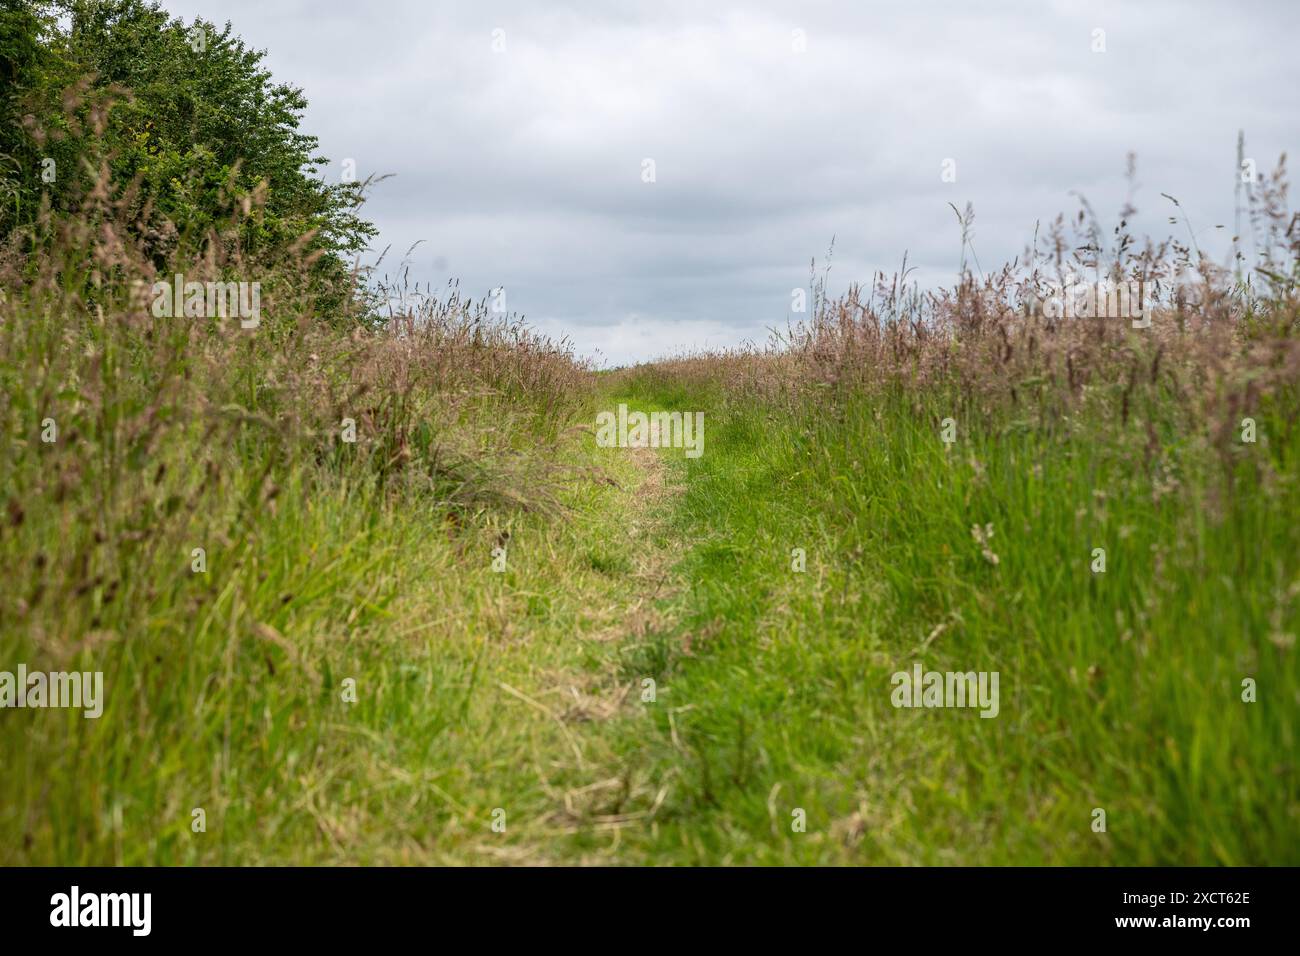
[5,379,1296,864]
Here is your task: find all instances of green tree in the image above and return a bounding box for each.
[1,0,375,309]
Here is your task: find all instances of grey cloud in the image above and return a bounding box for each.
[165,0,1299,363]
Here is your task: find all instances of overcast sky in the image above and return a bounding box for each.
[163,0,1298,366]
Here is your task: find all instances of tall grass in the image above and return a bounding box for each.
[0,129,607,862]
[597,161,1299,864]
[4,92,1297,864]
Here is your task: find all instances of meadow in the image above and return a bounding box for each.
[1,0,1297,865]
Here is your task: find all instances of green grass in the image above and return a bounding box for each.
[4,370,1297,865]
[4,0,1296,868]
[0,390,670,864]
[583,376,1300,865]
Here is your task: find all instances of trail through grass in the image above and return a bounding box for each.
[4,379,1296,865]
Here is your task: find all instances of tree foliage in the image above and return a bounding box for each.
[0,0,374,304]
